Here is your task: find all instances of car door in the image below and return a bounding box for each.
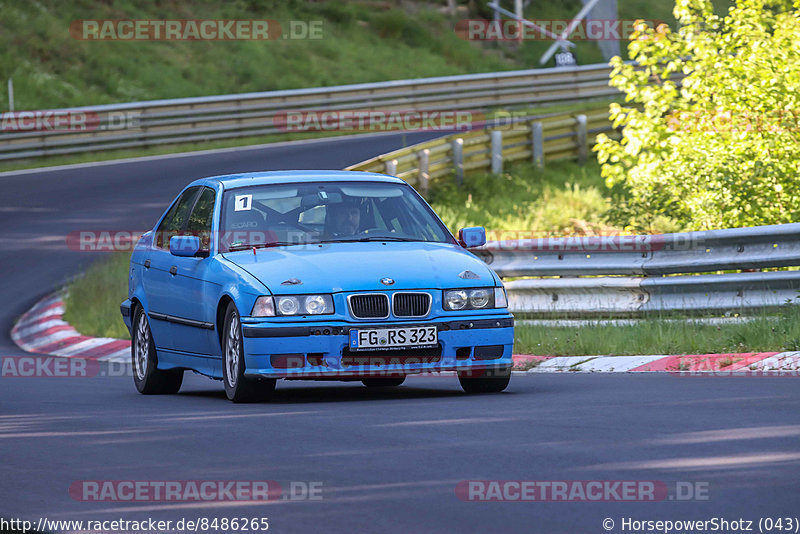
[142,186,201,350]
[167,186,219,356]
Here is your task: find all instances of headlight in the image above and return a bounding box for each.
[304,295,331,315]
[444,289,468,310]
[469,288,491,308]
[277,296,300,315]
[443,287,505,311]
[275,294,334,316]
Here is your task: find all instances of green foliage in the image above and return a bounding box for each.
[594,0,800,231]
[427,161,618,236]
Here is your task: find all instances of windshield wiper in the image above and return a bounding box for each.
[227,242,300,252]
[323,236,420,243]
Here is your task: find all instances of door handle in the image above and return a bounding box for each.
[169,266,177,276]
[144,259,151,269]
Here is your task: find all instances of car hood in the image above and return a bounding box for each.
[222,241,497,293]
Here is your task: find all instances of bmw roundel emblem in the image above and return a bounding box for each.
[381,277,395,285]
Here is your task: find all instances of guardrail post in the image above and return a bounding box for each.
[491,130,503,174]
[531,121,544,168]
[576,114,588,165]
[417,148,430,195]
[7,78,13,112]
[385,159,398,176]
[452,138,464,184]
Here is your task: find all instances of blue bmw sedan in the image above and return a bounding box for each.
[121,171,514,402]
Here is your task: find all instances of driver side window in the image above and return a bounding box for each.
[156,186,200,249]
[186,187,216,253]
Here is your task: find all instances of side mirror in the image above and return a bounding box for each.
[170,235,201,257]
[457,226,486,248]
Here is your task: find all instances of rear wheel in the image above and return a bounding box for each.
[131,306,183,394]
[222,302,276,403]
[362,377,406,387]
[458,367,511,394]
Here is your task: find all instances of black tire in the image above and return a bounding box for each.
[458,367,511,394]
[131,305,183,394]
[362,377,406,387]
[222,302,276,403]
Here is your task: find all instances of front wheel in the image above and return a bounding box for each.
[131,306,183,394]
[222,302,276,403]
[458,367,511,394]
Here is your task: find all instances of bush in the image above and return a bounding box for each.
[594,0,800,232]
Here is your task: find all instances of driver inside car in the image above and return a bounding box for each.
[325,199,362,237]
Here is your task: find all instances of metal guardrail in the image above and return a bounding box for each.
[0,63,621,162]
[474,224,800,316]
[346,108,613,189]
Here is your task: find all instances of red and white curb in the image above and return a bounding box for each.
[11,293,130,363]
[10,293,800,374]
[515,352,800,373]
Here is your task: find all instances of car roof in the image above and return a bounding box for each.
[189,170,404,190]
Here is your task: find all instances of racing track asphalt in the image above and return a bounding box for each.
[1,133,800,533]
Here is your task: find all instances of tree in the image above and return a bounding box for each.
[594,0,800,231]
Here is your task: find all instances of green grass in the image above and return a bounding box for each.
[514,311,800,356]
[0,1,519,112]
[430,159,624,236]
[62,252,131,339]
[428,155,685,239]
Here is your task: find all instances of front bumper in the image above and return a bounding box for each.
[241,315,514,378]
[120,299,132,334]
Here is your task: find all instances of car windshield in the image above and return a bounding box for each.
[219,181,453,252]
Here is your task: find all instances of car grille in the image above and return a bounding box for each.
[349,293,389,319]
[393,292,431,317]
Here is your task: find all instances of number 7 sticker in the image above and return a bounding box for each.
[234,194,252,211]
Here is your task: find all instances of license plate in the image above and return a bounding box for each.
[349,326,438,351]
